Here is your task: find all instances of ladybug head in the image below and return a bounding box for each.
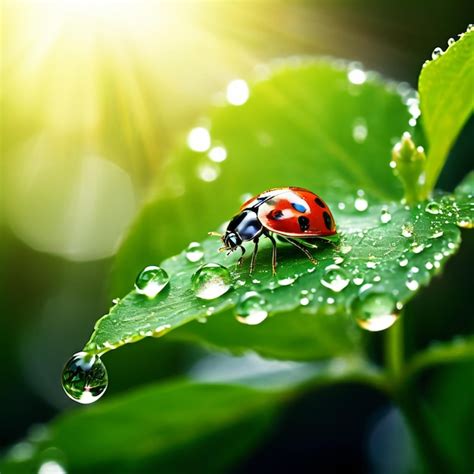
[223,231,242,252]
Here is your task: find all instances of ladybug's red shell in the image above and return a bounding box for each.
[241,187,336,237]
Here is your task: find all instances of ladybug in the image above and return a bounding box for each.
[211,187,337,274]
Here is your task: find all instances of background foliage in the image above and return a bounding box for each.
[1,1,472,473]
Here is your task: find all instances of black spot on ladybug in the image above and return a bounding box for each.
[323,211,332,230]
[291,202,307,213]
[298,216,310,231]
[269,210,284,220]
[314,197,325,208]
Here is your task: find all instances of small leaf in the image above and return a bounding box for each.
[418,25,474,191]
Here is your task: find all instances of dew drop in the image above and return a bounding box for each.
[135,266,169,298]
[299,290,311,306]
[320,264,350,292]
[235,291,269,325]
[401,224,413,238]
[425,201,441,215]
[405,279,419,291]
[278,276,297,286]
[457,215,473,229]
[447,37,456,46]
[62,352,108,404]
[411,243,425,254]
[431,47,444,60]
[191,263,232,300]
[425,261,434,270]
[351,293,398,332]
[340,245,352,254]
[197,163,220,182]
[380,209,392,224]
[185,242,204,263]
[352,274,364,286]
[398,258,408,267]
[366,261,377,269]
[431,230,444,239]
[348,67,367,85]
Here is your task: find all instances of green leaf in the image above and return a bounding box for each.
[110,58,415,297]
[419,25,474,191]
[2,382,279,474]
[85,189,469,360]
[2,360,384,473]
[80,60,473,361]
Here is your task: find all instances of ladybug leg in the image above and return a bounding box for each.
[249,237,260,274]
[266,233,278,275]
[237,245,246,266]
[285,237,318,265]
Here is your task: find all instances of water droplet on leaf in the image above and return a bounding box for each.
[321,265,350,292]
[135,266,169,298]
[185,242,204,262]
[192,263,232,300]
[62,352,108,404]
[380,209,392,224]
[235,291,269,325]
[351,293,398,332]
[425,202,441,215]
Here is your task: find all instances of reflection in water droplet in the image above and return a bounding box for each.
[191,264,232,300]
[226,79,250,106]
[321,265,350,292]
[352,293,398,332]
[235,291,269,325]
[348,68,367,85]
[380,209,392,224]
[352,118,368,143]
[185,242,204,263]
[425,202,441,215]
[135,266,169,298]
[208,146,227,163]
[187,127,211,152]
[62,352,108,404]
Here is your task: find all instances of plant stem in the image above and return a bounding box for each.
[385,314,451,474]
[385,315,403,381]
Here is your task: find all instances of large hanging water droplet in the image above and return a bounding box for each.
[425,201,441,215]
[235,291,269,325]
[185,242,204,262]
[431,47,444,60]
[351,293,398,332]
[191,263,232,300]
[135,265,169,298]
[62,352,108,404]
[321,264,350,292]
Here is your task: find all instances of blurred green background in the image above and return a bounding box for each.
[1,1,472,472]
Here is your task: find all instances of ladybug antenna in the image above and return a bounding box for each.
[208,231,222,238]
[218,246,227,253]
